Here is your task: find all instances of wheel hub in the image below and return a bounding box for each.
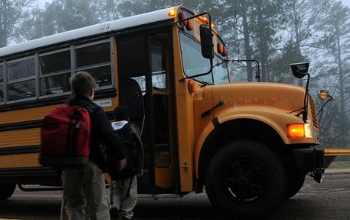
[223,159,266,205]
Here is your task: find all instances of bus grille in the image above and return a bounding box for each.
[308,95,319,129]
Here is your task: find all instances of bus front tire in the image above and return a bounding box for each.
[205,140,288,220]
[0,183,16,200]
[286,170,305,199]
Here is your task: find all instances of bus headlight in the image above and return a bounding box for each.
[287,123,312,138]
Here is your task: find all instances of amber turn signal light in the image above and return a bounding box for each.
[287,123,312,138]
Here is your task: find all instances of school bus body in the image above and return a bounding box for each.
[1,5,350,220]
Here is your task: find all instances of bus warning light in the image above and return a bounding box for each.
[186,19,194,31]
[168,9,176,17]
[178,12,188,27]
[188,79,196,94]
[217,43,228,57]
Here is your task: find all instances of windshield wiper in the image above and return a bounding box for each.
[214,59,225,67]
[200,81,213,87]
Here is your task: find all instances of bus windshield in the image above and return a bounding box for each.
[179,32,229,85]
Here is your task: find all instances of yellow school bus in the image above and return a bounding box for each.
[0,6,349,219]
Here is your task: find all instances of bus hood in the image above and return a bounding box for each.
[193,82,315,145]
[209,82,306,113]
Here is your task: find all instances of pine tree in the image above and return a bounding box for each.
[0,0,34,47]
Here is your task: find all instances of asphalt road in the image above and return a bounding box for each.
[0,170,349,220]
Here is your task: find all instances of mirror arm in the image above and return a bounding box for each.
[317,95,333,125]
[317,95,333,115]
[302,73,310,123]
[208,13,214,78]
[226,59,261,82]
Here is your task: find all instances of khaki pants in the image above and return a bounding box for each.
[61,161,110,220]
[110,176,138,219]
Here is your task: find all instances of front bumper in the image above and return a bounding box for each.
[293,148,336,183]
[293,148,329,175]
[294,147,350,174]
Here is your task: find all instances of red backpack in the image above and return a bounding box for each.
[39,105,91,169]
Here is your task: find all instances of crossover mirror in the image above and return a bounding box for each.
[290,62,309,79]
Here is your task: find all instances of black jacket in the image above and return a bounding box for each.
[69,95,126,170]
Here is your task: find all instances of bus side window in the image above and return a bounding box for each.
[40,50,71,96]
[0,64,3,103]
[151,41,166,91]
[76,41,112,89]
[7,57,36,101]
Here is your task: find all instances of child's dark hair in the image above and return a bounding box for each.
[70,71,96,97]
[113,106,130,121]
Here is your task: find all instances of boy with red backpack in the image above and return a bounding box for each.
[57,71,127,220]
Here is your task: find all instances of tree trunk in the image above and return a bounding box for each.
[256,0,268,82]
[241,1,253,82]
[0,0,8,47]
[335,17,347,147]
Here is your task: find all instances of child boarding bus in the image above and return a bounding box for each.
[0,5,349,219]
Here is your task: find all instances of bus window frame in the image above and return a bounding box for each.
[1,37,115,103]
[0,63,4,104]
[6,55,37,103]
[179,32,229,85]
[39,47,72,98]
[179,32,211,78]
[74,38,114,91]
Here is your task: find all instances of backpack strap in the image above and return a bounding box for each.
[129,124,144,169]
[123,178,133,201]
[68,97,97,120]
[82,102,99,122]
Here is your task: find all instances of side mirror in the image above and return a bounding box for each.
[200,24,213,59]
[317,89,333,119]
[290,62,310,122]
[290,62,309,78]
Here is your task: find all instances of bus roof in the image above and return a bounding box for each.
[0,6,177,59]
